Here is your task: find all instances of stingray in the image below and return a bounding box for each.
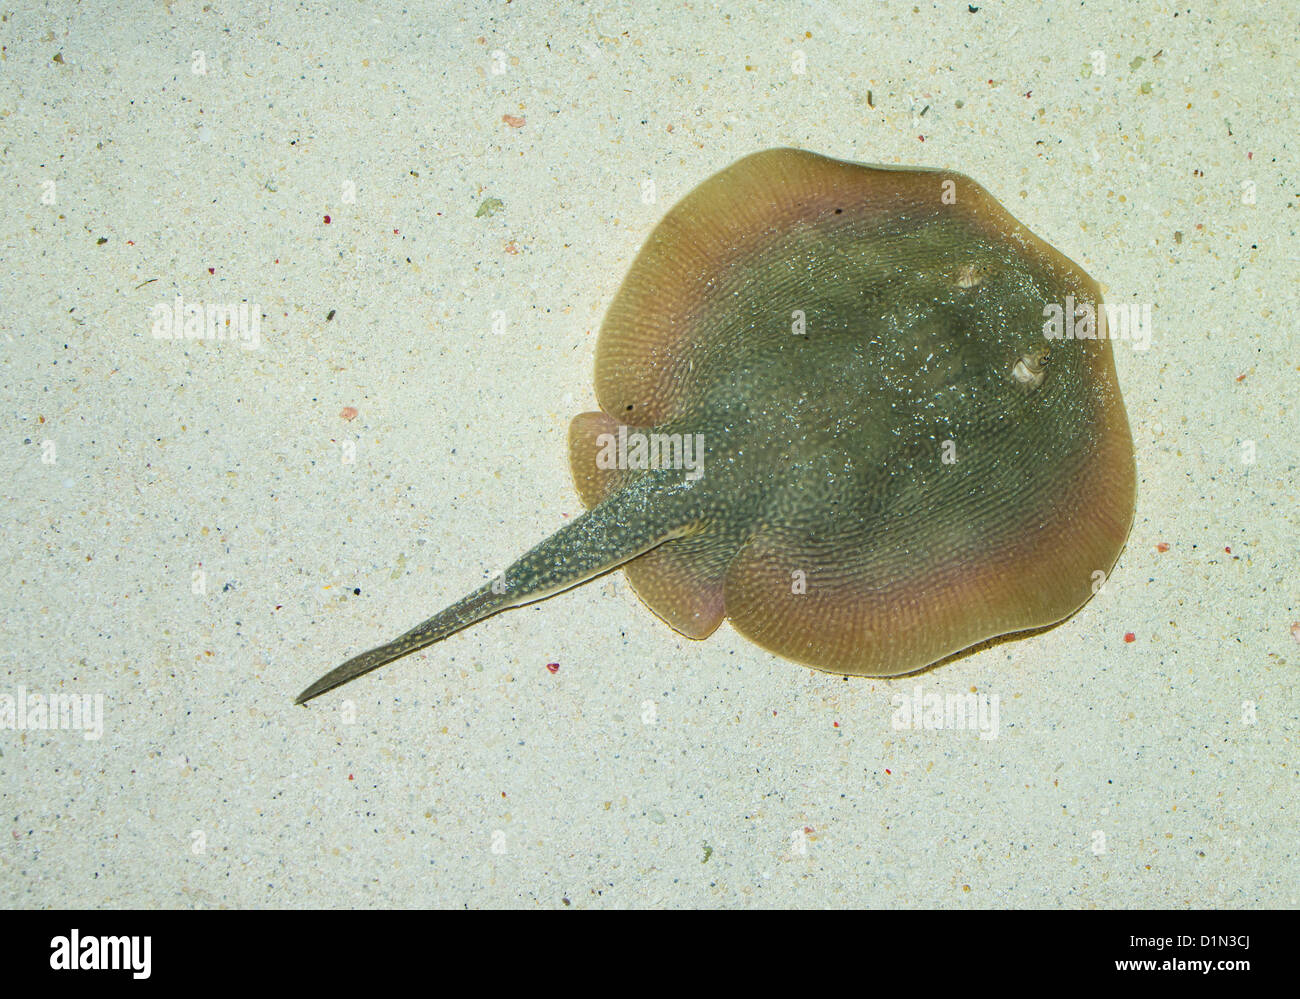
[296,148,1135,705]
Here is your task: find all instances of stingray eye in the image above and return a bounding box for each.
[954,262,989,289]
[1012,352,1047,389]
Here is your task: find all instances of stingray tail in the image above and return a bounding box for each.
[295,477,696,704]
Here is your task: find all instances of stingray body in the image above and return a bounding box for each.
[296,148,1135,704]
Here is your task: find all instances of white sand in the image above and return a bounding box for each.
[1,1,1295,907]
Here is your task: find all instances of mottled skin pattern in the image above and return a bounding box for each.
[296,149,1135,705]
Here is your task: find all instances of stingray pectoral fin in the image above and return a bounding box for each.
[619,534,729,639]
[568,410,632,507]
[723,440,1132,676]
[295,479,697,705]
[567,411,726,639]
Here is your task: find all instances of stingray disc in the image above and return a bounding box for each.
[569,148,1136,676]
